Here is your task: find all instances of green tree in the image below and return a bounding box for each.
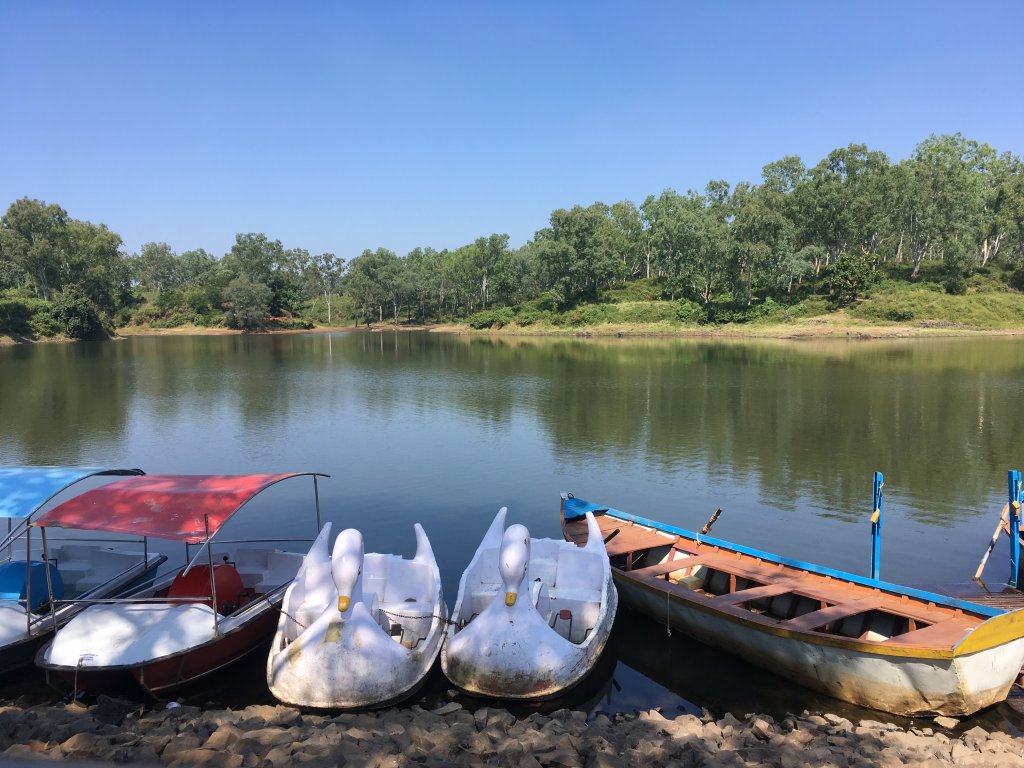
[50,286,104,339]
[0,198,69,300]
[305,252,345,324]
[223,275,272,329]
[65,220,130,316]
[824,252,877,307]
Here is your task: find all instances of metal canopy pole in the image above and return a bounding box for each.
[869,471,884,581]
[40,526,57,628]
[313,474,322,533]
[205,514,219,636]
[24,528,31,634]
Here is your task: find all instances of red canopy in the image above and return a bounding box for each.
[34,473,321,543]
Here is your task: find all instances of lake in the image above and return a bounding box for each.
[2,331,1023,726]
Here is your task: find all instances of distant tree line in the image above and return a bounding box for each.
[1,132,1022,337]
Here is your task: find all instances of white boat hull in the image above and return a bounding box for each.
[443,509,617,700]
[618,573,1024,716]
[267,523,446,709]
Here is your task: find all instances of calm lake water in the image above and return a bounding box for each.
[2,332,1023,728]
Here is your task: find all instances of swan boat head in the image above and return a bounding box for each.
[499,523,531,608]
[331,528,365,614]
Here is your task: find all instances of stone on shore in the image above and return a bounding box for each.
[0,696,1021,767]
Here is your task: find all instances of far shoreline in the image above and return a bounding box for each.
[8,317,1024,346]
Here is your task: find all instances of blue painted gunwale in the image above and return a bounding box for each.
[563,496,1004,619]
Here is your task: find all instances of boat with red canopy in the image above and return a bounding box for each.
[0,466,166,675]
[33,472,328,696]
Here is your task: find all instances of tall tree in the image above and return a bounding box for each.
[0,198,69,300]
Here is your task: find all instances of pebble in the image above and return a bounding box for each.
[0,698,1019,766]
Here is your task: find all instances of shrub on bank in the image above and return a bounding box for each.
[616,301,677,324]
[467,307,516,329]
[0,294,53,336]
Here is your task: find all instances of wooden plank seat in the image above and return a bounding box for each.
[883,618,980,648]
[604,528,675,557]
[781,599,878,632]
[705,582,798,608]
[628,558,707,579]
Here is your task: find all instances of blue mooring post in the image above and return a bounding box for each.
[1008,470,1021,589]
[870,471,884,580]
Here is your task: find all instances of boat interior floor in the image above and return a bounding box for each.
[566,513,986,649]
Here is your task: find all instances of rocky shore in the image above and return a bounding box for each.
[0,697,1020,767]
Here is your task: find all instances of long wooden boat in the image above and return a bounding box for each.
[267,522,446,708]
[0,466,166,675]
[443,507,616,699]
[34,472,327,696]
[560,493,1024,716]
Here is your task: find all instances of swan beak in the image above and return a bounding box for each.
[504,590,517,607]
[337,595,350,612]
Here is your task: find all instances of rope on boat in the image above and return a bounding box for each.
[665,586,672,638]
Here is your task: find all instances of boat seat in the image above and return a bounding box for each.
[629,558,706,579]
[884,618,977,648]
[379,600,435,648]
[548,587,602,643]
[781,599,878,632]
[235,548,271,589]
[468,589,498,618]
[555,548,604,590]
[73,551,144,594]
[605,528,673,557]
[527,558,557,587]
[706,582,796,608]
[254,551,304,593]
[168,564,246,615]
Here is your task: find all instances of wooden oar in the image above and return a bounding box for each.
[974,503,1011,580]
[700,508,723,536]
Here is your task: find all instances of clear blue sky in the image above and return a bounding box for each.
[2,2,1021,259]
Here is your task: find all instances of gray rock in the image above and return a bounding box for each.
[92,694,135,726]
[204,722,244,750]
[586,753,626,768]
[750,717,773,740]
[263,745,294,767]
[431,701,462,716]
[167,747,244,768]
[962,725,991,752]
[161,732,204,760]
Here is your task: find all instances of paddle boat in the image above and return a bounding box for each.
[560,493,1024,716]
[442,507,617,699]
[267,522,446,708]
[0,466,167,675]
[34,472,327,696]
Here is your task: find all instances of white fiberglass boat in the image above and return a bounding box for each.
[442,507,616,699]
[267,522,445,708]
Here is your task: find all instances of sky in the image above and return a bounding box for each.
[2,2,1022,259]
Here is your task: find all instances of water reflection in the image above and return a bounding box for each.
[2,333,1024,580]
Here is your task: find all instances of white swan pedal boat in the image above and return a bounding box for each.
[267,522,445,708]
[442,507,617,699]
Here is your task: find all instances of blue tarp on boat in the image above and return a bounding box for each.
[0,466,143,520]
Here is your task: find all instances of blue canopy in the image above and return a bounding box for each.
[0,466,144,520]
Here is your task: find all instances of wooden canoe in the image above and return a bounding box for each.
[560,494,1024,716]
